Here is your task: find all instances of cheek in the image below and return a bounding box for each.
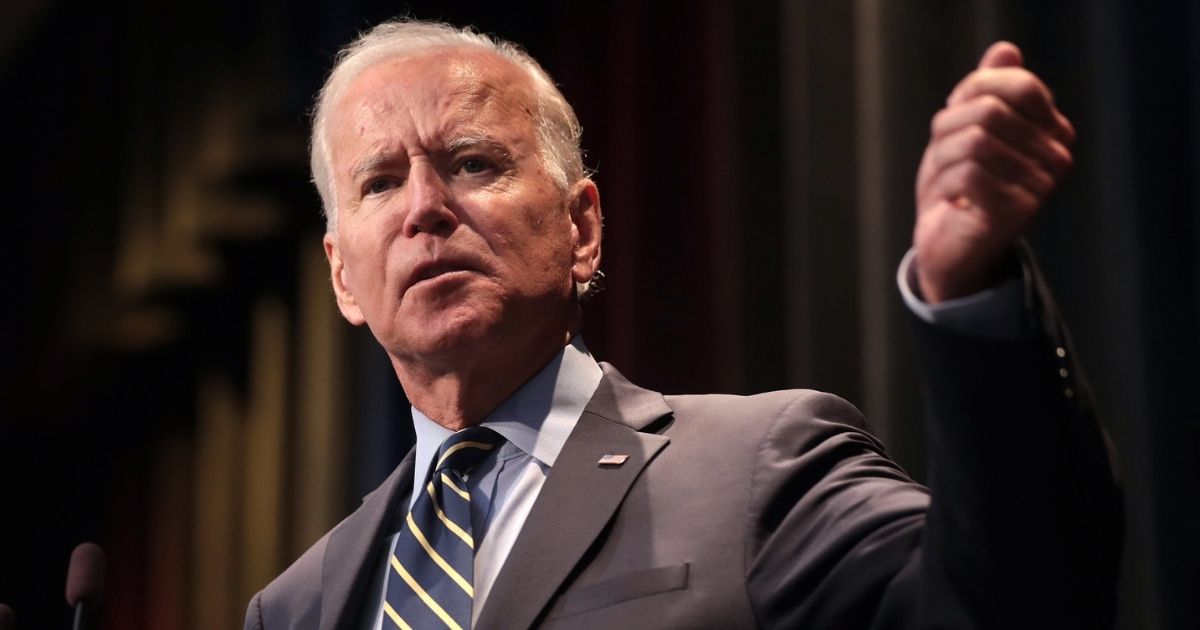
[524,217,575,278]
[339,232,391,298]
[475,193,568,261]
[508,205,567,250]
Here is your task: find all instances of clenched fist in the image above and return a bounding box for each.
[914,41,1075,303]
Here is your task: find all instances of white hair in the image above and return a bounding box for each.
[310,19,586,234]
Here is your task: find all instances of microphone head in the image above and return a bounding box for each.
[65,542,106,608]
[0,603,14,630]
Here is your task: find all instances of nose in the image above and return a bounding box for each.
[402,162,458,238]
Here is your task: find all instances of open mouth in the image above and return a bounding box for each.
[406,260,476,294]
[417,264,460,282]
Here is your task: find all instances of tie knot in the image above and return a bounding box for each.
[434,426,502,475]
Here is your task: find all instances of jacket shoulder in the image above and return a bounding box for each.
[246,528,331,629]
[664,388,870,435]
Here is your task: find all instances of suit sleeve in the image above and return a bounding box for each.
[745,267,1122,629]
[245,591,265,630]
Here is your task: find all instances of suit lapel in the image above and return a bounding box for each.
[475,364,672,629]
[319,451,416,630]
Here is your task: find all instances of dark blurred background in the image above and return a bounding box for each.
[1,0,1196,628]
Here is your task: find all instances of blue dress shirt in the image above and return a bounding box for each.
[367,336,603,628]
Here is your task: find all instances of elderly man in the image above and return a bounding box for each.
[246,19,1120,630]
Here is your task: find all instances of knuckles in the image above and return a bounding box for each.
[977,94,1013,129]
[1046,143,1074,176]
[921,63,1071,217]
[963,124,992,155]
[960,67,1052,117]
[930,108,948,136]
[1009,70,1046,101]
[1027,168,1056,197]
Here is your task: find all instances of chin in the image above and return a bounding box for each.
[381,287,570,366]
[390,304,504,361]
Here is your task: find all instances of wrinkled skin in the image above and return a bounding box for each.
[322,48,602,429]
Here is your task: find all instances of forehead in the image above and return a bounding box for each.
[328,47,538,153]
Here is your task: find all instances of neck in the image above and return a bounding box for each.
[392,324,579,431]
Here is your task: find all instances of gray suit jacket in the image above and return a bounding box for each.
[246,292,1120,629]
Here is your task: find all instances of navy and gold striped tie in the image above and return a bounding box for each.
[384,427,502,629]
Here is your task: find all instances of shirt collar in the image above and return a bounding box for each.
[409,336,603,495]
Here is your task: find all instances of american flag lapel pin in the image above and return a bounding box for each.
[598,453,629,467]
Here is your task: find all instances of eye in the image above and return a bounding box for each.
[365,178,397,195]
[458,157,490,174]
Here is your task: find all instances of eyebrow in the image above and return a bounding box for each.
[349,153,393,179]
[446,135,511,156]
[348,136,512,180]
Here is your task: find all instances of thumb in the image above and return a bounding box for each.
[978,41,1023,69]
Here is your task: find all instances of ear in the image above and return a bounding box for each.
[567,179,603,287]
[324,233,367,326]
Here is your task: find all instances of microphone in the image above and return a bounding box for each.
[65,543,106,630]
[0,603,15,630]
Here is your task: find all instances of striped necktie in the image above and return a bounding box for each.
[384,427,502,630]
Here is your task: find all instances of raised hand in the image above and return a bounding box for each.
[913,41,1075,303]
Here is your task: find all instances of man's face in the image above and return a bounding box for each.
[323,48,596,369]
